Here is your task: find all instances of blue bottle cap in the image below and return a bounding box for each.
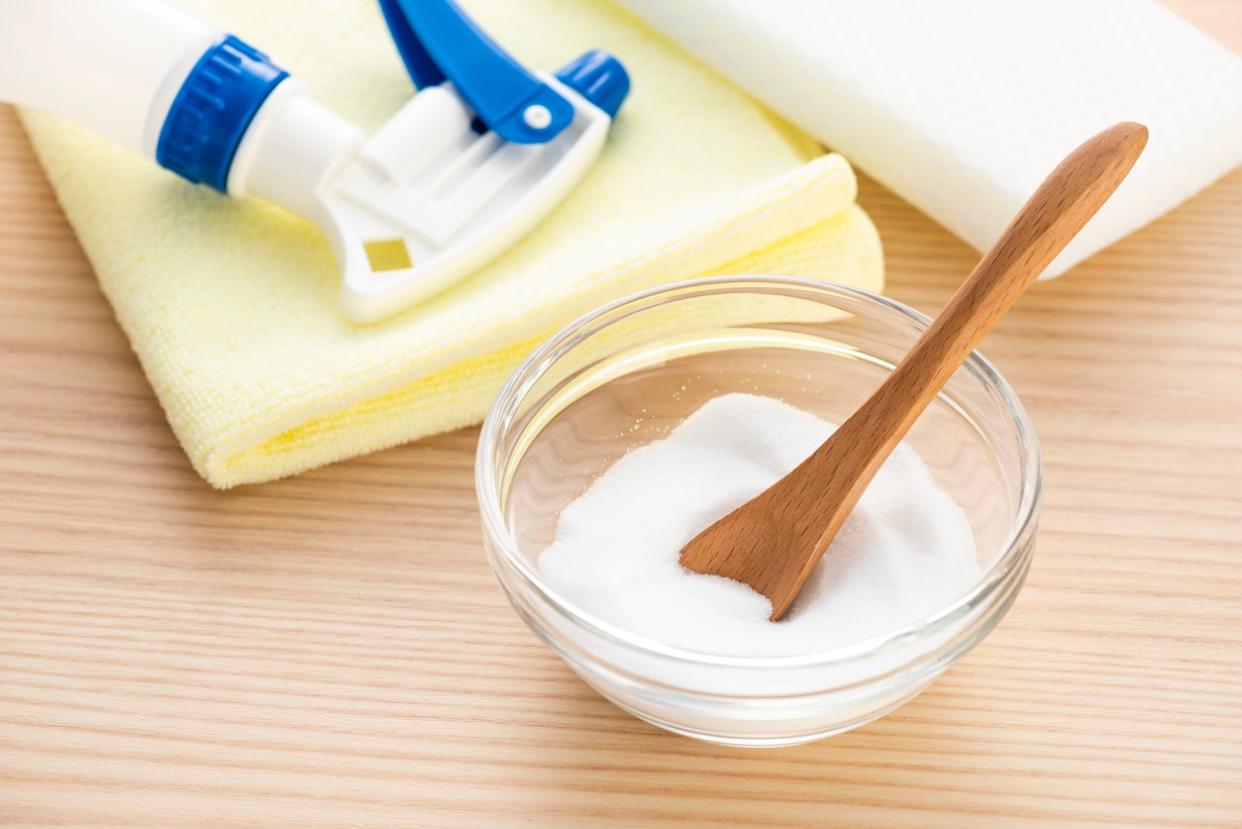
[156,35,288,192]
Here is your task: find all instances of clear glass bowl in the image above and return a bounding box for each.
[476,276,1041,747]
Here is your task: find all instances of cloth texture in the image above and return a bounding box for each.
[20,0,882,487]
[619,0,1242,277]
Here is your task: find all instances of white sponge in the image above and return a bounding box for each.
[619,0,1242,276]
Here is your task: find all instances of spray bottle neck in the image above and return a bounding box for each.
[226,81,365,217]
[154,33,364,217]
[154,35,288,192]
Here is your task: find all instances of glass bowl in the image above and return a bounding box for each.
[476,276,1040,747]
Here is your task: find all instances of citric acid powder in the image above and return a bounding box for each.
[539,393,980,657]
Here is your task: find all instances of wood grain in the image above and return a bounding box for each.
[2,4,1240,826]
[681,123,1149,619]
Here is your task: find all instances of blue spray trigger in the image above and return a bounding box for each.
[378,0,575,144]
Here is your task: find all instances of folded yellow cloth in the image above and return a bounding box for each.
[20,0,882,488]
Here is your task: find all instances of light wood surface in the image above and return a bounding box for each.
[2,4,1240,825]
[682,123,1150,619]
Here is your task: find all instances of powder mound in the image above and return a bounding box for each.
[538,393,980,657]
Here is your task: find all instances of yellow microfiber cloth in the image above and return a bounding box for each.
[19,0,883,488]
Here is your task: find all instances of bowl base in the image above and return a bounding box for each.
[593,679,935,748]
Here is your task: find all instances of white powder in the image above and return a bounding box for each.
[538,393,981,657]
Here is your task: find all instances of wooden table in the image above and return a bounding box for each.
[2,5,1240,826]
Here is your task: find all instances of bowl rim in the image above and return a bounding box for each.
[475,274,1042,670]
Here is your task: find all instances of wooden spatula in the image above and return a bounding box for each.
[680,122,1148,621]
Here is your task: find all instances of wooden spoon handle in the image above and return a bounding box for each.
[842,122,1148,448]
[680,123,1147,622]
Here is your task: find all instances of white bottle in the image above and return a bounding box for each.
[0,0,360,209]
[0,0,628,323]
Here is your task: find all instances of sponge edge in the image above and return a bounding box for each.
[619,0,1242,277]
